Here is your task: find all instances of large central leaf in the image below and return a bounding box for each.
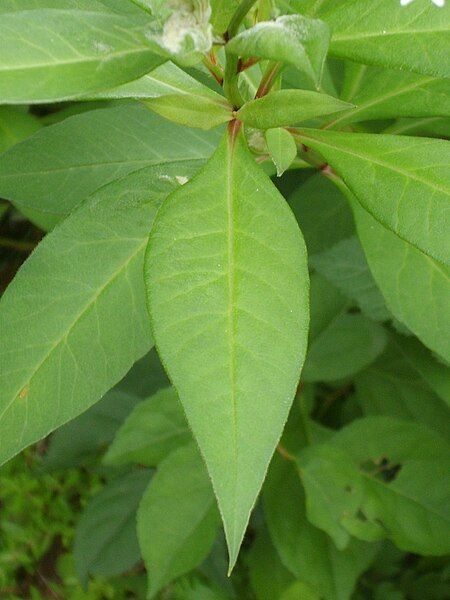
[145,125,309,567]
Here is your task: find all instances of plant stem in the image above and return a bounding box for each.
[227,0,259,38]
[223,1,259,107]
[255,61,282,98]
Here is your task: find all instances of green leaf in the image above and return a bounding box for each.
[318,0,450,79]
[0,165,184,467]
[248,530,294,600]
[303,273,387,382]
[326,63,450,128]
[264,456,378,600]
[303,312,387,382]
[137,444,220,599]
[0,0,114,12]
[308,273,348,341]
[237,90,353,129]
[288,173,355,256]
[299,417,450,556]
[352,200,450,361]
[0,107,41,154]
[43,350,169,471]
[87,61,223,101]
[298,129,450,266]
[310,236,390,322]
[145,126,309,568]
[74,470,152,584]
[0,104,220,225]
[85,61,233,130]
[104,387,191,467]
[385,116,450,138]
[280,581,321,600]
[227,15,330,88]
[265,128,297,176]
[0,9,165,103]
[210,0,240,33]
[355,341,450,440]
[394,335,450,408]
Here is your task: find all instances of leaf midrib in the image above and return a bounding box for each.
[0,237,147,425]
[226,131,239,550]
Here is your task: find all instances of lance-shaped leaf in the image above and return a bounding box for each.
[265,128,298,177]
[353,200,450,361]
[393,335,450,408]
[317,0,450,79]
[0,104,220,226]
[0,9,165,104]
[88,62,232,130]
[326,64,450,129]
[355,341,450,439]
[227,15,330,88]
[0,165,185,467]
[74,470,152,584]
[310,236,390,322]
[145,125,309,568]
[137,444,220,598]
[297,129,450,266]
[104,387,191,467]
[237,90,353,129]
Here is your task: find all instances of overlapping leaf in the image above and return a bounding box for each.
[298,129,450,265]
[104,387,191,467]
[74,470,152,584]
[137,444,220,598]
[326,63,450,128]
[353,201,450,361]
[264,456,378,600]
[317,0,450,79]
[0,165,183,466]
[299,417,450,555]
[0,9,165,103]
[237,90,353,129]
[0,104,220,226]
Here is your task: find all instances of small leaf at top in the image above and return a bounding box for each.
[237,90,353,129]
[265,128,298,176]
[227,15,330,88]
[145,124,309,569]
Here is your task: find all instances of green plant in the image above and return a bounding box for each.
[0,0,449,598]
